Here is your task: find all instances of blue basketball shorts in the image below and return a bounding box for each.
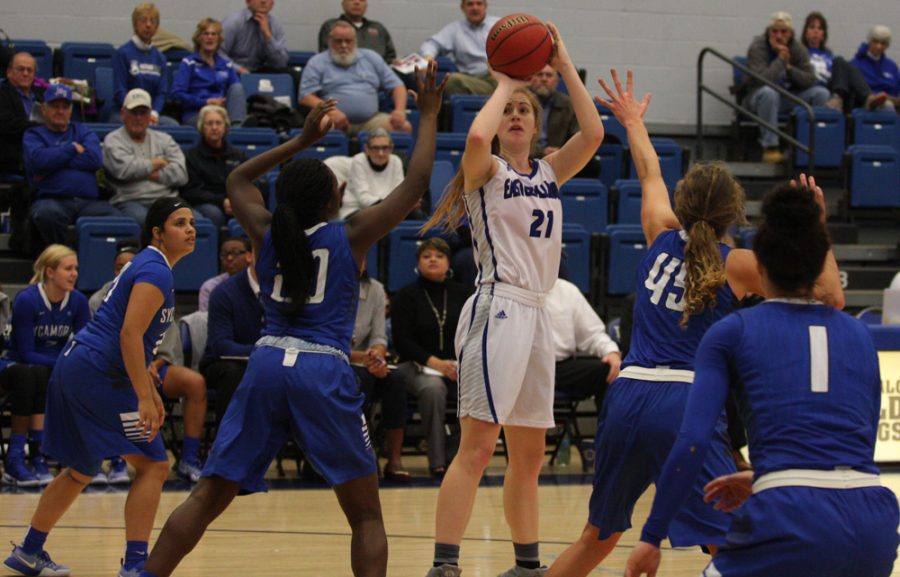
[704,485,899,576]
[588,376,735,547]
[202,345,377,493]
[43,341,168,477]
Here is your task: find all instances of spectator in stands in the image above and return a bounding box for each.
[88,238,139,315]
[851,25,900,112]
[546,276,620,414]
[391,238,471,477]
[2,245,89,487]
[419,0,499,96]
[221,0,289,75]
[111,3,178,126]
[801,12,890,112]
[171,18,247,127]
[743,11,829,164]
[351,266,410,481]
[200,248,263,426]
[182,105,246,227]
[342,128,423,219]
[318,0,398,65]
[529,65,579,158]
[300,21,412,136]
[198,236,252,312]
[24,84,122,248]
[104,88,189,225]
[0,52,44,178]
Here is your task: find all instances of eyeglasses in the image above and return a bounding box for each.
[367,145,392,152]
[770,28,791,34]
[12,66,35,73]
[220,249,248,260]
[330,37,356,45]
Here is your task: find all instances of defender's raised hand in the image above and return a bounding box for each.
[596,69,652,127]
[411,59,448,117]
[298,99,336,147]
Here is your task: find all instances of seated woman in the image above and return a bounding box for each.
[1,245,90,487]
[342,129,423,219]
[170,18,246,127]
[801,12,890,112]
[182,105,247,227]
[111,3,178,125]
[391,238,471,477]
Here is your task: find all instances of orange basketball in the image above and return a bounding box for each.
[486,14,553,79]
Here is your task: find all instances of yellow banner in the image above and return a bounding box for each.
[876,351,900,462]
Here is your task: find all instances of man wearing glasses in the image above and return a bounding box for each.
[198,236,252,312]
[0,52,44,179]
[742,11,829,164]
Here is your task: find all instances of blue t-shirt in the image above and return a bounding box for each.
[75,246,175,380]
[8,283,90,367]
[113,39,168,112]
[257,223,358,354]
[623,229,734,371]
[640,300,881,546]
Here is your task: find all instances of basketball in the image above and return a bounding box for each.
[486,13,553,79]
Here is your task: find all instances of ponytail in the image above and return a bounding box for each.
[680,220,726,327]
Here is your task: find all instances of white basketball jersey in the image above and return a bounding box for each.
[464,156,562,293]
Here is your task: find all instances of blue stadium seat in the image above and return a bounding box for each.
[595,102,627,146]
[429,160,455,214]
[628,138,683,192]
[614,179,642,225]
[407,109,420,142]
[450,95,487,133]
[560,179,608,234]
[172,218,218,291]
[852,109,899,152]
[11,40,53,78]
[150,125,199,151]
[561,224,592,293]
[434,56,459,84]
[291,130,349,160]
[358,131,415,158]
[227,218,246,238]
[227,127,279,158]
[606,224,647,295]
[366,242,379,282]
[60,42,115,82]
[385,221,443,292]
[241,73,296,109]
[75,217,141,291]
[435,133,467,170]
[596,143,624,188]
[86,122,122,144]
[847,145,900,207]
[732,56,748,92]
[794,107,845,168]
[93,66,114,123]
[288,51,315,74]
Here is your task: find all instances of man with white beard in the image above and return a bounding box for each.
[300,21,411,135]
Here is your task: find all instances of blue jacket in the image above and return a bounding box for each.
[201,269,264,368]
[851,42,900,97]
[113,39,168,112]
[23,123,102,199]
[171,53,240,118]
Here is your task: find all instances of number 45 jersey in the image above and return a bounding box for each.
[465,156,561,294]
[257,223,359,356]
[624,229,734,371]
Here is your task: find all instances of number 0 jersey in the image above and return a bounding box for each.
[623,229,734,371]
[257,223,359,355]
[464,155,561,294]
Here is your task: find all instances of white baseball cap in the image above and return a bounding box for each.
[123,88,152,110]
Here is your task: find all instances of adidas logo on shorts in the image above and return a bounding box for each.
[495,310,508,320]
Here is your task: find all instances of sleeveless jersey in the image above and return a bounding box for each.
[464,155,561,294]
[721,301,881,476]
[74,246,175,377]
[257,223,358,355]
[8,284,89,364]
[624,229,734,371]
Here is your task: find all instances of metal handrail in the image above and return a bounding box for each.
[697,46,815,175]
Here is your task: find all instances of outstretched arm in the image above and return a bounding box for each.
[801,174,845,310]
[226,101,336,253]
[542,22,604,185]
[345,61,445,266]
[596,69,677,245]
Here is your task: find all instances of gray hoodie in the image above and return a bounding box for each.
[103,126,188,205]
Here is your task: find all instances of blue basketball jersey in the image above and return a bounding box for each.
[623,229,734,371]
[257,223,358,354]
[724,300,881,476]
[8,284,89,365]
[74,246,175,378]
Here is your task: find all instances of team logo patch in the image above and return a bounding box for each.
[495,310,508,320]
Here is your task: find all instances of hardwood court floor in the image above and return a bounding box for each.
[2,458,900,576]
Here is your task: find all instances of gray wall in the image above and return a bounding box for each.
[2,0,898,125]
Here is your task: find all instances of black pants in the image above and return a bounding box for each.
[0,363,50,416]
[830,56,872,110]
[353,365,407,429]
[554,357,611,413]
[201,359,246,425]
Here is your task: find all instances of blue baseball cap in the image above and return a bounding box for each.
[45,83,73,103]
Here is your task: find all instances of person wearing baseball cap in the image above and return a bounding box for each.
[103,88,189,226]
[23,83,123,248]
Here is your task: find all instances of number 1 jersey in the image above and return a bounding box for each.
[257,223,359,355]
[624,229,735,371]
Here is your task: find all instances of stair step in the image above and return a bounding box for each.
[725,162,787,179]
[833,244,899,262]
[844,289,884,310]
[0,257,33,284]
[839,266,897,291]
[828,222,859,244]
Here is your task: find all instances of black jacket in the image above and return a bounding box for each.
[0,81,43,174]
[391,277,472,365]
[181,139,246,209]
